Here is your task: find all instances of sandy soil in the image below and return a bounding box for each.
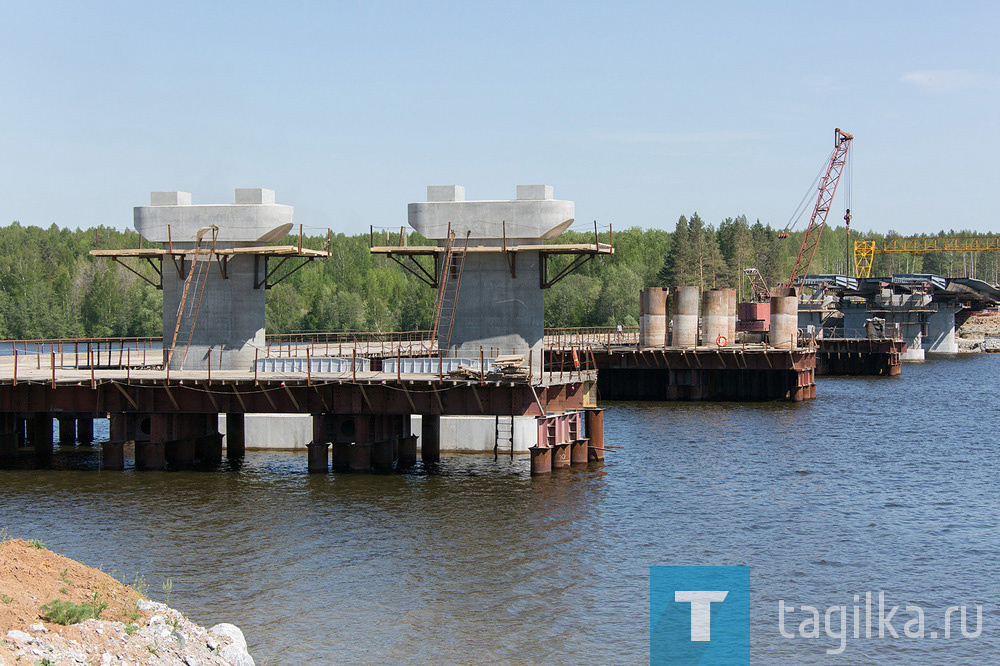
[0,538,253,665]
[0,538,148,639]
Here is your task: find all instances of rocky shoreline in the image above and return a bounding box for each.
[956,311,1000,353]
[0,539,254,665]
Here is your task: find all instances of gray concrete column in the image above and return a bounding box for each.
[421,415,441,463]
[724,288,737,345]
[225,413,246,459]
[770,295,799,349]
[639,287,669,348]
[702,288,729,346]
[671,286,700,347]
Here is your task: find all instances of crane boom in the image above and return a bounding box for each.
[787,128,853,288]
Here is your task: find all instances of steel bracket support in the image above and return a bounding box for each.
[540,253,594,289]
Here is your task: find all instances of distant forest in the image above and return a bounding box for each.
[1,216,998,339]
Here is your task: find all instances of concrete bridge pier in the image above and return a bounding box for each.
[671,286,700,347]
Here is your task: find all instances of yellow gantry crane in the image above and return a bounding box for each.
[854,236,1000,278]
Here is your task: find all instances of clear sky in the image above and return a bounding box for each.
[1,0,997,236]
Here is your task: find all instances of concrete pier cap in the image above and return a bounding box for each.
[134,188,294,371]
[135,188,293,244]
[407,184,574,241]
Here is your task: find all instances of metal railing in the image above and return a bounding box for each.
[0,337,161,368]
[0,332,602,386]
[263,330,435,358]
[817,325,904,341]
[544,326,639,346]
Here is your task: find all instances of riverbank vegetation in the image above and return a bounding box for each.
[0,218,997,338]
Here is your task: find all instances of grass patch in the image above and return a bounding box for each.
[125,623,139,636]
[39,592,107,625]
[1,594,12,604]
[28,539,44,549]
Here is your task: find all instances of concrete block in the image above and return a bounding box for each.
[216,414,535,454]
[408,185,574,240]
[427,185,465,202]
[135,189,293,243]
[235,188,275,205]
[516,184,553,200]
[217,414,314,450]
[151,191,192,206]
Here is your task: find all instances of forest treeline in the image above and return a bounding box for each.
[0,217,998,339]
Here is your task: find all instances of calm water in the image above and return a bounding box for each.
[1,354,998,664]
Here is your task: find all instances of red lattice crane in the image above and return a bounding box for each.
[786,128,853,288]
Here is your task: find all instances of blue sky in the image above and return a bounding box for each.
[1,1,997,236]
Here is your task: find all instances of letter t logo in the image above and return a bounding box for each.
[674,591,729,641]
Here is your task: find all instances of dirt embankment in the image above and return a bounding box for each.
[0,537,254,665]
[957,310,1000,352]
